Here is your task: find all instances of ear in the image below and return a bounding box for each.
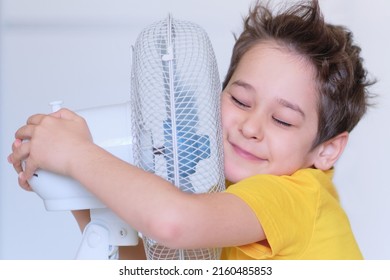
[313,131,349,170]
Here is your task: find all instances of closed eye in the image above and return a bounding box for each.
[231,95,250,108]
[272,117,292,127]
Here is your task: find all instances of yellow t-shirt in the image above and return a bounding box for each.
[221,168,363,260]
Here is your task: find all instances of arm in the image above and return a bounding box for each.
[119,239,146,260]
[9,109,265,249]
[71,210,91,232]
[74,146,263,249]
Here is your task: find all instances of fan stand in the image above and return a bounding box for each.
[75,208,139,259]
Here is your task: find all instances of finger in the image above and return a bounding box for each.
[10,148,38,183]
[26,114,47,125]
[10,140,31,174]
[7,154,12,164]
[27,110,84,128]
[12,158,24,175]
[52,108,81,121]
[18,172,33,192]
[14,124,35,141]
[23,157,39,180]
[11,138,22,150]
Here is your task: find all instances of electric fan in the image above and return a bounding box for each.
[28,14,224,260]
[130,15,224,260]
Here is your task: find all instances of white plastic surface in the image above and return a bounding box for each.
[29,101,134,211]
[27,101,139,259]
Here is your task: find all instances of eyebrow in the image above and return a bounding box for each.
[231,80,306,118]
[231,80,255,92]
[277,98,305,118]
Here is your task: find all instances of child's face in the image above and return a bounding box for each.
[222,42,320,183]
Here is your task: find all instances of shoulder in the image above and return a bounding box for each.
[223,169,337,258]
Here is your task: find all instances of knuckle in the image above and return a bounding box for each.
[39,115,51,125]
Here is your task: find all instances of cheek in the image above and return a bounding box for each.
[221,100,233,132]
[270,136,314,169]
[268,134,299,159]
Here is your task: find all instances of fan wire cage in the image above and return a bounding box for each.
[130,15,225,260]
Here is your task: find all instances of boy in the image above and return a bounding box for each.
[8,0,374,259]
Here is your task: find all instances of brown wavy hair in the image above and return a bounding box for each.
[222,0,375,148]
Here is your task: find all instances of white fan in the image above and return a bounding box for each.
[130,15,224,260]
[28,14,224,260]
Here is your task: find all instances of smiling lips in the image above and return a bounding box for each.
[230,142,266,162]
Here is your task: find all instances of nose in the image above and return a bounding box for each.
[240,113,263,141]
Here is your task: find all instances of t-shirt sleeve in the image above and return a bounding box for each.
[225,171,321,258]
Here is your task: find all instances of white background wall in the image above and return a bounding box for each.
[0,0,389,259]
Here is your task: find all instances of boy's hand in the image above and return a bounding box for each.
[8,108,93,189]
[8,138,31,191]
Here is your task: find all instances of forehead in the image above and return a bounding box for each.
[232,41,319,115]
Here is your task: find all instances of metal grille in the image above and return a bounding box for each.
[130,15,225,260]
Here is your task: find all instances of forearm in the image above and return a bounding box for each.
[68,143,189,244]
[119,239,147,260]
[71,210,91,232]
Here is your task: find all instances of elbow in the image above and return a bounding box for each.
[145,210,186,249]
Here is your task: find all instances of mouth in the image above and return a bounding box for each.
[230,142,267,162]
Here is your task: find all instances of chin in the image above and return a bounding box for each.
[224,165,238,183]
[224,164,250,183]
